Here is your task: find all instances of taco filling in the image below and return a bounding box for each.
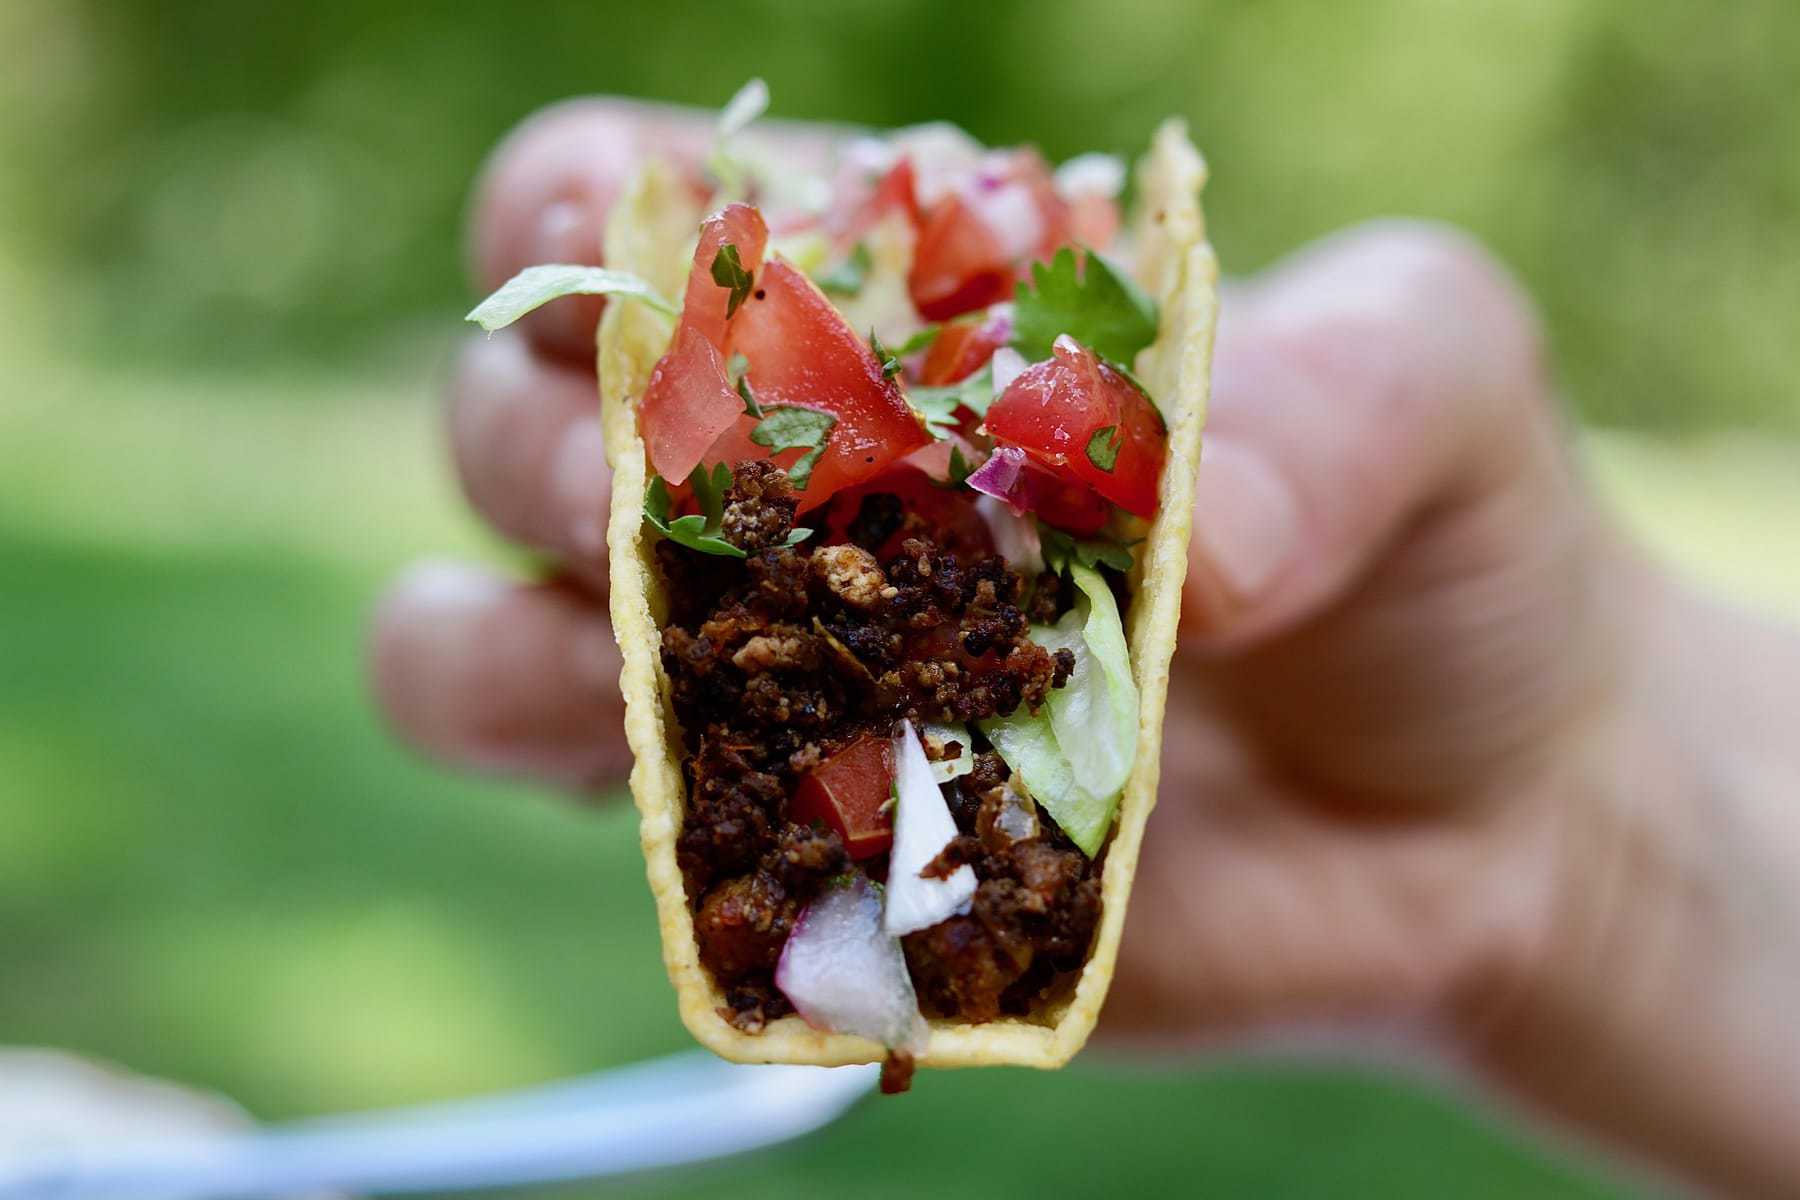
[469,85,1215,1092]
[633,127,1162,1093]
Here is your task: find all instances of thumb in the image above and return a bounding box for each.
[1183,221,1548,651]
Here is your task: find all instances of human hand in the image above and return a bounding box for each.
[371,100,1800,1195]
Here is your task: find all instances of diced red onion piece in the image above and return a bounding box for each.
[1054,153,1126,201]
[776,874,926,1052]
[965,446,1028,514]
[883,720,977,936]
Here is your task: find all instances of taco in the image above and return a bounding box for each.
[471,89,1217,1092]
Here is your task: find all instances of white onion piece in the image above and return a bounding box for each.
[990,347,1029,394]
[884,721,978,936]
[974,494,1044,575]
[1054,152,1127,201]
[968,180,1044,262]
[921,722,975,784]
[776,874,926,1052]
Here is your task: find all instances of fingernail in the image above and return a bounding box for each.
[1191,438,1300,603]
[534,198,602,265]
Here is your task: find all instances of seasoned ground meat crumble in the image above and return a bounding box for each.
[657,462,1103,1036]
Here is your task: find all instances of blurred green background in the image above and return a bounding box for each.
[3,1,1798,1196]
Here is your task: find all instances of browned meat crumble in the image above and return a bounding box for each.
[655,462,1102,1052]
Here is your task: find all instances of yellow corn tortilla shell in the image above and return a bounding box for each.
[600,120,1217,1069]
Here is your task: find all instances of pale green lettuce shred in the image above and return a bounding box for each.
[979,563,1138,856]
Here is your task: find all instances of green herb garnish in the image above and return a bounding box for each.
[1011,246,1158,365]
[750,406,837,490]
[869,330,903,380]
[896,325,942,355]
[711,243,754,318]
[816,242,873,297]
[645,464,744,558]
[1085,425,1122,472]
[908,364,994,438]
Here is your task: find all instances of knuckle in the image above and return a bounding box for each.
[1348,220,1545,373]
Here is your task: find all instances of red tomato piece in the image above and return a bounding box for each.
[984,336,1166,518]
[640,324,744,483]
[789,734,895,859]
[832,158,920,246]
[681,203,768,351]
[908,194,1014,322]
[908,150,1076,323]
[723,259,930,510]
[918,308,1013,386]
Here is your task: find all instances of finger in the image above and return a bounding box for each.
[469,99,713,360]
[449,329,610,590]
[1184,221,1548,650]
[470,98,844,361]
[369,562,629,790]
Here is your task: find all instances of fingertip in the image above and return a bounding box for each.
[469,98,713,360]
[448,330,611,588]
[369,562,629,790]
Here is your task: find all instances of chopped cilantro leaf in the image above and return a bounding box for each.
[724,352,763,416]
[1012,247,1158,365]
[711,244,754,318]
[897,325,942,355]
[907,363,995,436]
[946,444,975,486]
[644,464,745,558]
[907,387,960,440]
[816,242,872,296]
[737,377,763,418]
[869,330,903,380]
[1085,425,1122,472]
[466,264,676,330]
[750,406,837,490]
[782,527,815,547]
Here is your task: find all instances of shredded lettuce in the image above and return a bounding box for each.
[466,264,676,331]
[979,562,1137,856]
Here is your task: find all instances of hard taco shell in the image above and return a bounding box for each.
[599,120,1218,1069]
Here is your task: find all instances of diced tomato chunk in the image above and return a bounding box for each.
[682,203,768,350]
[833,158,920,246]
[723,258,930,509]
[789,734,895,859]
[640,324,744,483]
[918,308,1013,386]
[985,336,1166,518]
[1019,459,1115,535]
[908,150,1074,323]
[908,194,1015,322]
